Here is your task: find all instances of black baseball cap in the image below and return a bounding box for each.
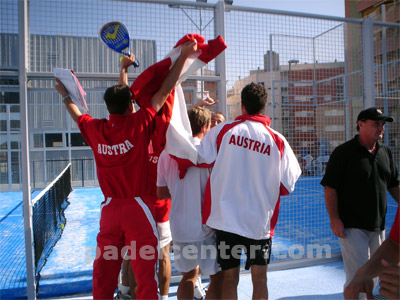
[357,107,394,122]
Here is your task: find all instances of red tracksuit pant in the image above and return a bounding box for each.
[92,197,159,299]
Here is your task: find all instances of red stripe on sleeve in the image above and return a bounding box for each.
[216,120,244,151]
[280,183,290,196]
[265,126,285,158]
[270,184,290,237]
[269,199,281,237]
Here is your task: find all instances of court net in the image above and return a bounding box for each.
[32,163,72,287]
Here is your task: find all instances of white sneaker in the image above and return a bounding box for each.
[194,276,206,300]
[114,290,132,300]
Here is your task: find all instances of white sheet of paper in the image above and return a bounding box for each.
[54,68,88,111]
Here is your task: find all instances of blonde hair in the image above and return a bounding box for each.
[188,107,211,135]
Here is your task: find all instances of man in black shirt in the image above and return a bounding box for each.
[321,107,400,297]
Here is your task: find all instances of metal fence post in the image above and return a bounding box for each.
[19,0,37,298]
[361,17,375,109]
[81,159,84,187]
[381,5,389,146]
[214,0,227,119]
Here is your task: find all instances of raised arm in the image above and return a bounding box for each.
[55,78,82,123]
[194,96,218,108]
[119,54,136,86]
[151,40,198,112]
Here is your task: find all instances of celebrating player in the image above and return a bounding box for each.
[167,82,301,299]
[157,106,223,300]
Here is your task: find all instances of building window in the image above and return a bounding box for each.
[336,93,344,100]
[0,92,19,104]
[0,120,6,132]
[295,111,314,117]
[10,105,20,113]
[0,134,7,150]
[294,96,308,102]
[11,141,19,149]
[0,152,7,184]
[324,109,344,117]
[10,120,20,131]
[65,133,88,147]
[45,133,63,148]
[11,151,20,184]
[325,125,344,132]
[183,87,196,106]
[6,134,21,150]
[0,78,18,85]
[33,134,43,148]
[295,126,315,132]
[48,52,59,63]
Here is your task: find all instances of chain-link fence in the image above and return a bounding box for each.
[1,0,399,267]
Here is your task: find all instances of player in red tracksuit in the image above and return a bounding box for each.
[55,40,198,300]
[114,123,173,300]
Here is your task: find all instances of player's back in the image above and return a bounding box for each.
[200,117,301,240]
[77,107,155,199]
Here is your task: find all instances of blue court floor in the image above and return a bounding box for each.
[0,179,397,299]
[47,260,347,300]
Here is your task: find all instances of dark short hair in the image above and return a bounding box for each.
[212,111,226,122]
[241,82,267,115]
[188,107,211,136]
[103,85,131,114]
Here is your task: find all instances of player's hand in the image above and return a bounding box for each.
[55,78,68,98]
[120,53,136,69]
[330,217,346,238]
[196,97,218,107]
[379,259,400,299]
[343,269,374,300]
[181,39,198,58]
[344,281,374,300]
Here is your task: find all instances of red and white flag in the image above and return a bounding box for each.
[130,33,227,162]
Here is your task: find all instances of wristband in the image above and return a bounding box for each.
[63,95,70,102]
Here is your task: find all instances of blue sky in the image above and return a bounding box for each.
[205,0,345,17]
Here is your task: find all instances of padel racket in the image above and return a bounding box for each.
[99,21,139,68]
